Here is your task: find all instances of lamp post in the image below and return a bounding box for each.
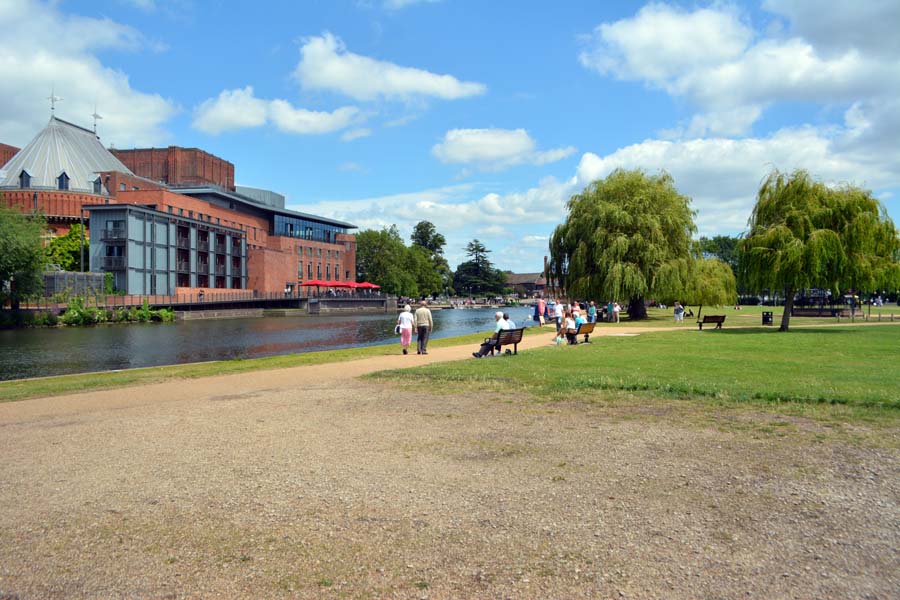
[80,209,85,272]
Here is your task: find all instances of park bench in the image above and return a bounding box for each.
[698,315,726,330]
[792,307,851,318]
[490,327,526,356]
[575,321,596,343]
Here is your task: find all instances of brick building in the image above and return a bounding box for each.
[1,116,356,296]
[111,146,235,190]
[0,143,18,167]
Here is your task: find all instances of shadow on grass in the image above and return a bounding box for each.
[710,327,869,336]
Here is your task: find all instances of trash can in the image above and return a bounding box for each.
[762,311,773,325]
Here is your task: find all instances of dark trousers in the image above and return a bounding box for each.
[475,339,498,357]
[417,326,430,353]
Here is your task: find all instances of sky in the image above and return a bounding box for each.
[1,0,898,273]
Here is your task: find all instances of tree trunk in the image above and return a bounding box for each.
[627,297,647,320]
[779,287,795,332]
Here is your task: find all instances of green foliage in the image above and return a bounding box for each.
[356,224,451,297]
[452,239,507,295]
[698,235,740,271]
[740,170,900,331]
[682,258,738,310]
[104,272,115,294]
[60,296,101,326]
[549,169,696,319]
[0,206,47,309]
[45,224,87,271]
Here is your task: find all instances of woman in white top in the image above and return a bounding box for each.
[397,304,415,355]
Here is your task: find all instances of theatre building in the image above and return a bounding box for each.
[0,115,356,296]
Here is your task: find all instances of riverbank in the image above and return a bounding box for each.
[1,323,897,598]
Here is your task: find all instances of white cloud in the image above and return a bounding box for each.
[192,86,360,135]
[338,161,366,173]
[268,101,359,135]
[0,0,177,147]
[340,128,372,142]
[575,117,900,236]
[432,128,575,170]
[580,3,900,137]
[294,32,486,101]
[192,87,268,134]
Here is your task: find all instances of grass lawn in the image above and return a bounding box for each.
[614,304,900,328]
[372,324,900,415]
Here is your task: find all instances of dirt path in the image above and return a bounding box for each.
[1,323,897,599]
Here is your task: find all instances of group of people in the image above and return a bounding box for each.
[395,300,433,355]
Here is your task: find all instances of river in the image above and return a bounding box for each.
[1,307,537,381]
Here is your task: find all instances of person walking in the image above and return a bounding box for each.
[414,300,433,355]
[397,304,415,354]
[673,301,685,324]
[587,300,597,323]
[613,301,621,323]
[553,300,564,332]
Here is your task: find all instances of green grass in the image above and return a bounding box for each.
[613,305,899,328]
[371,325,900,412]
[0,326,547,403]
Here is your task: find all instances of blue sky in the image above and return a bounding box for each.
[2,0,898,272]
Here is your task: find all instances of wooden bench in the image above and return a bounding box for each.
[575,321,596,343]
[490,327,526,355]
[698,315,726,330]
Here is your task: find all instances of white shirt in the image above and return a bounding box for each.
[553,303,564,318]
[397,311,415,330]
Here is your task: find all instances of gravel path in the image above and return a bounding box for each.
[1,327,898,599]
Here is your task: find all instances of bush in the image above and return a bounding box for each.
[104,272,115,295]
[60,296,102,326]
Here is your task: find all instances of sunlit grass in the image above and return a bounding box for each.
[372,325,900,418]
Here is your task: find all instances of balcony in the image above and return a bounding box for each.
[197,263,210,274]
[101,228,126,242]
[214,264,226,276]
[176,261,190,273]
[198,240,210,252]
[102,256,126,270]
[214,243,226,254]
[176,236,190,249]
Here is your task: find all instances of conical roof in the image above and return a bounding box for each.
[0,116,132,193]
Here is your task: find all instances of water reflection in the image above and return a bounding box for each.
[1,307,536,381]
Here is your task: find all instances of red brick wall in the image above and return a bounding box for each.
[0,143,19,167]
[111,147,235,190]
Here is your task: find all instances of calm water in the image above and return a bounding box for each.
[0,307,537,381]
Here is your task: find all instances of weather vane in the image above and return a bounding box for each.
[47,88,63,114]
[92,105,103,133]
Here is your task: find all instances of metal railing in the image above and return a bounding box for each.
[214,265,226,276]
[101,228,127,241]
[176,236,190,249]
[176,261,190,273]
[214,243,226,254]
[101,256,126,269]
[197,240,210,252]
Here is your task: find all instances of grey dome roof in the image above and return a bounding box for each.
[0,116,132,193]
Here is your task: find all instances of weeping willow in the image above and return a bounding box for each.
[740,169,900,331]
[549,169,696,320]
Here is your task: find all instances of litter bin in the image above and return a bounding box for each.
[762,311,773,325]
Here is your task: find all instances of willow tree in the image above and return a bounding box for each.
[740,170,900,332]
[549,169,696,320]
[682,257,737,320]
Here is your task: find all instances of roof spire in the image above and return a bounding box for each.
[92,104,103,134]
[47,87,63,114]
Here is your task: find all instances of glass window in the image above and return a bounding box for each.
[19,170,31,188]
[120,183,126,191]
[93,177,102,194]
[57,172,70,191]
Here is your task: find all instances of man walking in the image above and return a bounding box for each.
[415,300,434,355]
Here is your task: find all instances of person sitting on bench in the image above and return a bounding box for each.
[473,311,510,358]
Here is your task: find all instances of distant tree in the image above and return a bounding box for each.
[682,258,737,320]
[410,220,453,295]
[549,169,696,320]
[698,235,739,271]
[355,226,414,296]
[46,224,87,271]
[0,206,47,310]
[740,170,900,331]
[410,221,446,256]
[453,239,506,295]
